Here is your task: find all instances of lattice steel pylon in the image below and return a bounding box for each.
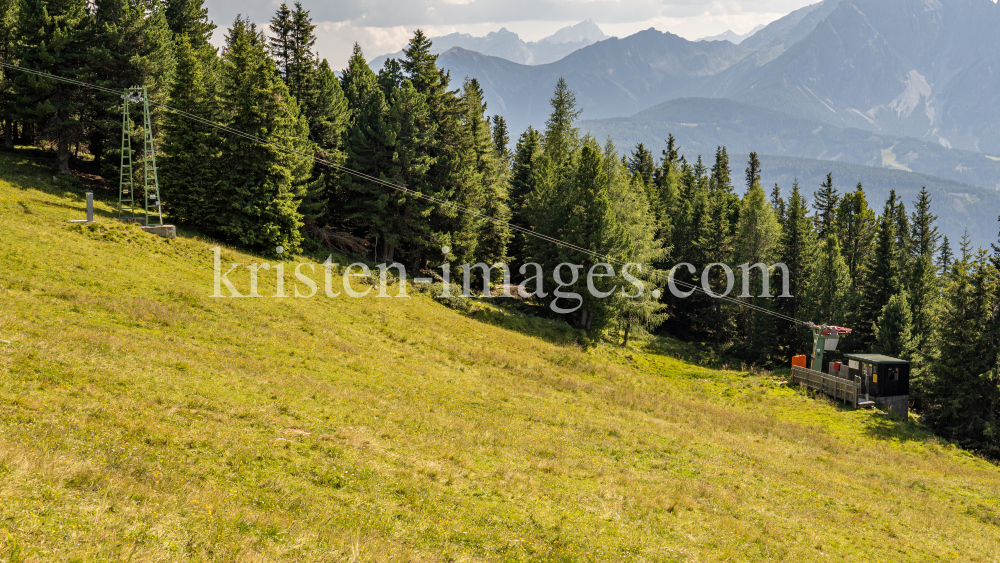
[118,86,162,225]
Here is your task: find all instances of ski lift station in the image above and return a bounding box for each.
[789,324,910,417]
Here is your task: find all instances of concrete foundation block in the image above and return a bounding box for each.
[140,225,176,239]
[875,395,908,418]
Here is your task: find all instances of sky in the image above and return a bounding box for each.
[204,0,821,68]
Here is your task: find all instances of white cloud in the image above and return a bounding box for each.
[205,0,817,67]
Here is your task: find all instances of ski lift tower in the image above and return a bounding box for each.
[118,86,162,226]
[805,322,852,372]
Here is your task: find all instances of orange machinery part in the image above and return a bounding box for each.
[791,355,807,368]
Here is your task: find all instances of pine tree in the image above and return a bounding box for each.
[812,173,839,238]
[855,191,901,350]
[214,17,311,254]
[401,30,480,266]
[160,35,217,226]
[911,187,940,259]
[491,115,511,166]
[734,170,782,361]
[938,236,953,276]
[164,0,215,48]
[462,78,510,265]
[770,183,785,223]
[908,254,937,355]
[805,234,851,328]
[0,0,18,149]
[923,250,1000,458]
[89,0,176,172]
[12,0,91,173]
[745,151,761,192]
[542,77,581,172]
[835,182,875,284]
[776,179,817,357]
[287,2,317,104]
[627,143,654,187]
[268,3,293,81]
[710,146,733,195]
[875,292,914,359]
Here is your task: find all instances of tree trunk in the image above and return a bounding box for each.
[623,323,631,347]
[57,133,71,174]
[3,119,12,149]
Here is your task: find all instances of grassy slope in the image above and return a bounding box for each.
[1,151,999,562]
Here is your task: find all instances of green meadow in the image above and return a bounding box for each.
[1,150,999,561]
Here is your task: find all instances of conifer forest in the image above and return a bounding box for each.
[2,0,999,459]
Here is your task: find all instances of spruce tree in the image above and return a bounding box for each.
[770,183,785,223]
[401,30,481,266]
[813,173,839,238]
[542,77,581,171]
[164,0,215,48]
[855,192,901,350]
[268,3,293,81]
[13,0,91,173]
[938,236,953,276]
[911,187,940,259]
[627,143,654,187]
[215,17,311,254]
[734,171,782,361]
[160,35,217,226]
[835,182,876,284]
[923,250,1000,458]
[777,179,817,357]
[89,0,175,172]
[0,0,18,149]
[805,234,851,328]
[744,151,761,192]
[462,78,511,265]
[875,292,914,359]
[710,146,733,195]
[491,115,511,166]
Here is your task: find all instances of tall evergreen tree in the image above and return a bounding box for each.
[268,3,293,81]
[923,250,1000,458]
[164,0,214,48]
[710,146,733,195]
[89,0,176,172]
[160,35,217,226]
[462,78,510,265]
[855,191,901,350]
[813,173,839,238]
[542,76,581,172]
[938,236,953,276]
[0,0,18,149]
[627,143,654,187]
[835,182,876,283]
[12,0,91,173]
[805,235,851,328]
[491,115,511,166]
[875,292,914,359]
[214,16,311,254]
[911,187,940,259]
[401,30,482,266]
[734,170,782,361]
[776,179,817,357]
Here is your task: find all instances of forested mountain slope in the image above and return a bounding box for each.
[3,150,1000,561]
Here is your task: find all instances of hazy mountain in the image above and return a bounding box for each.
[695,25,765,45]
[726,0,1000,154]
[582,97,1000,190]
[435,30,750,134]
[369,19,608,68]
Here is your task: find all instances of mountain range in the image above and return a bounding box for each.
[369,19,608,68]
[696,25,766,44]
[367,0,1000,246]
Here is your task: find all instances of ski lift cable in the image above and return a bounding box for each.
[0,61,810,327]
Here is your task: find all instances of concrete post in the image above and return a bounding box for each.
[86,192,93,222]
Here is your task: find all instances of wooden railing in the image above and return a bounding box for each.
[790,366,861,408]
